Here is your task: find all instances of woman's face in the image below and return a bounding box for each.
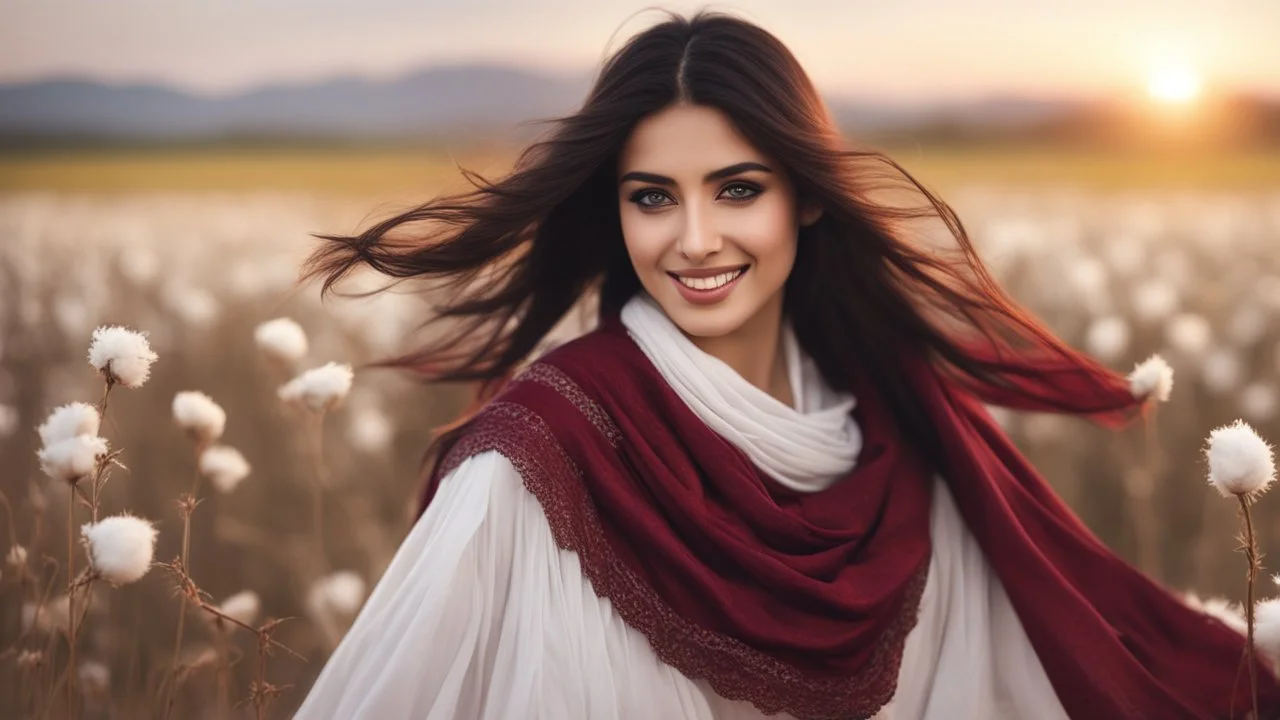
[616,103,822,340]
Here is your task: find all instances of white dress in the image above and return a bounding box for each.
[294,294,1069,719]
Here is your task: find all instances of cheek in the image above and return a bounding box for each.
[619,210,667,269]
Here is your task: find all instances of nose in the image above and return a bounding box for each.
[676,205,721,263]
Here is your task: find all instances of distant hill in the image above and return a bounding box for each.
[1,64,1276,150]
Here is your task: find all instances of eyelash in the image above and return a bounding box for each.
[628,182,762,210]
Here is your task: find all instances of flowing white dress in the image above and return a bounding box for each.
[294,294,1069,719]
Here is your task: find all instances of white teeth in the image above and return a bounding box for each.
[675,268,744,291]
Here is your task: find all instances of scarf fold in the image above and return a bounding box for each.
[421,302,1280,720]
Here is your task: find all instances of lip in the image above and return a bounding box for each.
[668,265,749,306]
[667,264,750,279]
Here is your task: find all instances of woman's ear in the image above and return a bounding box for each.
[799,200,824,228]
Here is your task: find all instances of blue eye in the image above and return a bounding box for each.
[721,182,760,201]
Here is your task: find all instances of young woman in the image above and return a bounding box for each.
[293,10,1279,720]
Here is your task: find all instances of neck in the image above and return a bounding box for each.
[687,294,794,409]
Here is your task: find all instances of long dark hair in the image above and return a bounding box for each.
[304,9,1137,478]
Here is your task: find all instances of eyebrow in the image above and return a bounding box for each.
[618,161,773,186]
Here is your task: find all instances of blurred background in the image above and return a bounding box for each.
[2,0,1279,716]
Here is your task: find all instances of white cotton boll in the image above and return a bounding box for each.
[254,318,309,365]
[117,247,159,286]
[1183,592,1247,635]
[172,391,226,444]
[164,284,220,328]
[1227,305,1270,347]
[1241,383,1278,423]
[1200,348,1244,396]
[198,445,251,494]
[1085,315,1131,362]
[1255,599,1280,667]
[37,402,100,446]
[38,434,109,483]
[81,515,158,585]
[1164,313,1212,357]
[213,590,261,630]
[278,362,354,412]
[87,325,158,388]
[1128,354,1173,402]
[347,405,394,454]
[78,660,110,697]
[6,544,27,568]
[0,404,17,440]
[307,570,367,619]
[23,595,71,634]
[1204,419,1277,499]
[1131,279,1179,322]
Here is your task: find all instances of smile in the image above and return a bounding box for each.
[666,265,750,305]
[670,266,747,290]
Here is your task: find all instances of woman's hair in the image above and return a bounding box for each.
[303,9,1136,476]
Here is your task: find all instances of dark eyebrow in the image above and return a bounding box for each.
[618,161,773,186]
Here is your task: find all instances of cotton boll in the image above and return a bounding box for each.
[1200,348,1244,396]
[1256,599,1280,668]
[172,391,226,444]
[38,434,109,483]
[87,326,158,389]
[1227,305,1270,347]
[1183,591,1247,636]
[278,362,354,412]
[1164,313,1212,357]
[307,571,367,619]
[347,405,394,454]
[81,515,158,585]
[1204,419,1277,499]
[78,660,110,699]
[1084,315,1130,362]
[254,318,309,365]
[1128,354,1173,403]
[6,544,27,568]
[210,590,261,631]
[37,402,100,446]
[1131,280,1179,323]
[117,247,159,287]
[1241,383,1278,423]
[198,445,251,494]
[0,404,17,439]
[23,595,71,634]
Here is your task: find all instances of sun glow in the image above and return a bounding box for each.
[1147,67,1202,104]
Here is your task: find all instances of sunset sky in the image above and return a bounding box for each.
[3,0,1278,103]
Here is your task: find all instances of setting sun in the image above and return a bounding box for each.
[1147,67,1202,103]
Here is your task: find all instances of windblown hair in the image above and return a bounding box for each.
[303,9,1138,476]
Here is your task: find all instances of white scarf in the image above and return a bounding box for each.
[619,292,861,492]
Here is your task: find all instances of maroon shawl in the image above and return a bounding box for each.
[420,311,1280,719]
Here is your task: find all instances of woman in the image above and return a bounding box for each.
[294,10,1279,719]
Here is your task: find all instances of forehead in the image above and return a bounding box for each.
[618,103,764,174]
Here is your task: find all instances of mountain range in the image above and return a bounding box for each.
[0,63,1275,148]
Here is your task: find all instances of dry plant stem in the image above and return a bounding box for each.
[311,412,331,573]
[1239,494,1261,720]
[65,484,77,720]
[164,496,199,720]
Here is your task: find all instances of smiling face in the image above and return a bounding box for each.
[616,103,822,340]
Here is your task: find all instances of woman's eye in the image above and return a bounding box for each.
[721,183,760,201]
[637,191,668,207]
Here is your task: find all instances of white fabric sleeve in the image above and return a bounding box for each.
[293,451,519,719]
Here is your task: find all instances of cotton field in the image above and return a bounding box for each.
[1,184,1279,716]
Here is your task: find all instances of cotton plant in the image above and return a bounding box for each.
[276,358,354,575]
[254,317,309,375]
[1203,419,1277,717]
[306,570,367,650]
[28,325,160,716]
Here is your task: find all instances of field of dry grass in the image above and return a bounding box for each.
[1,146,1279,716]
